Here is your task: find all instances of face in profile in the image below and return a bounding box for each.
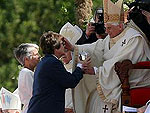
[105,23,123,38]
[29,48,40,67]
[61,50,72,64]
[25,47,40,69]
[54,36,67,59]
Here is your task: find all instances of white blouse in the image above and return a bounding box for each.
[18,68,34,113]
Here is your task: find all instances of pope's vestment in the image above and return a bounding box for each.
[72,21,150,113]
[145,100,150,113]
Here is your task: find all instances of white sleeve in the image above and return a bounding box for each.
[23,72,33,97]
[145,103,150,113]
[146,100,150,106]
[100,36,144,86]
[97,36,145,101]
[77,39,103,55]
[77,39,104,67]
[18,70,33,105]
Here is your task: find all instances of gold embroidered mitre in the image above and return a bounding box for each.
[103,0,124,23]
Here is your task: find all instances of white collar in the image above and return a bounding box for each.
[52,54,59,59]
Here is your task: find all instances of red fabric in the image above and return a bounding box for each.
[133,61,150,69]
[137,61,150,66]
[130,87,150,106]
[136,61,150,66]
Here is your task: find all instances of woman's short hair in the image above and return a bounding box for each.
[40,31,62,54]
[13,43,39,65]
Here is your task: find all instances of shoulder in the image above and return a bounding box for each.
[40,55,58,64]
[40,55,62,68]
[18,68,34,85]
[119,27,143,45]
[125,27,142,39]
[19,68,33,79]
[19,68,33,75]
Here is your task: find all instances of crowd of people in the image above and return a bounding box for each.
[1,0,150,113]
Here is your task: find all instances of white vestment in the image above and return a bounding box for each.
[73,21,150,113]
[72,39,104,113]
[18,68,34,113]
[145,104,150,113]
[64,62,73,108]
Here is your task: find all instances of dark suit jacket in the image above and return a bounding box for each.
[27,54,83,113]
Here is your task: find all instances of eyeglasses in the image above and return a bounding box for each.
[28,53,41,59]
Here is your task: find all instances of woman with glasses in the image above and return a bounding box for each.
[13,43,40,113]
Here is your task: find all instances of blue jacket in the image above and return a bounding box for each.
[27,54,83,113]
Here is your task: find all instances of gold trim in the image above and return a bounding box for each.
[96,73,107,101]
[96,72,118,105]
[72,46,79,113]
[72,46,79,71]
[104,13,109,23]
[104,14,120,23]
[103,0,124,23]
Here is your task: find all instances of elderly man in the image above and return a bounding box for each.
[14,43,40,113]
[63,0,150,112]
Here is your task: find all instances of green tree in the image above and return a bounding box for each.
[0,0,135,91]
[0,0,77,91]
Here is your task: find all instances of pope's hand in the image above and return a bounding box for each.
[137,105,147,113]
[83,67,95,75]
[62,37,74,51]
[65,108,74,113]
[82,57,95,75]
[82,56,91,67]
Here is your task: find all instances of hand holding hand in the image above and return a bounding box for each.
[83,66,95,75]
[137,105,147,113]
[82,56,91,67]
[65,108,74,113]
[82,56,95,75]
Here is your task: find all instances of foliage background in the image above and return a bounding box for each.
[0,0,134,92]
[0,0,102,91]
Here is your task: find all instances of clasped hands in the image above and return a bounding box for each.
[79,56,95,75]
[61,37,95,75]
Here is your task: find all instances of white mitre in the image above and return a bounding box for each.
[0,87,21,110]
[60,22,82,45]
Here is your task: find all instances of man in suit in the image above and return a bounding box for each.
[27,31,84,113]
